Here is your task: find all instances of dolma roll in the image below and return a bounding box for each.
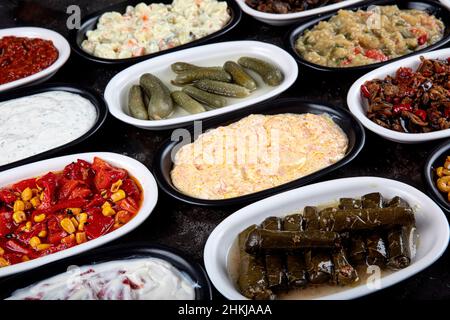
[386,197,415,269]
[238,225,274,300]
[304,206,334,284]
[361,192,383,208]
[245,229,340,255]
[283,214,308,288]
[349,234,367,265]
[261,217,286,289]
[339,198,362,209]
[332,247,359,285]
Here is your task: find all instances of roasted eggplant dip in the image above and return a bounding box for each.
[171,113,348,200]
[245,0,344,14]
[295,5,444,67]
[127,57,283,120]
[229,193,417,300]
[362,57,450,133]
[81,0,230,59]
[7,258,196,300]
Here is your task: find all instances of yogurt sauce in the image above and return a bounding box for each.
[0,91,97,166]
[8,258,196,300]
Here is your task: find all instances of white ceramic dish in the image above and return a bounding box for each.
[104,40,298,130]
[0,152,158,278]
[347,48,450,143]
[235,0,365,26]
[204,177,450,300]
[0,27,70,92]
[439,0,450,10]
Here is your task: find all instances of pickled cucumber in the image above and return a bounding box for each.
[128,85,149,120]
[224,61,257,91]
[182,85,227,109]
[171,91,206,114]
[140,73,173,120]
[238,57,284,86]
[171,68,232,85]
[171,62,222,73]
[194,80,250,98]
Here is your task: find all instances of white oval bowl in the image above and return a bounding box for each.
[235,0,365,26]
[204,176,450,300]
[439,0,450,10]
[347,48,450,144]
[104,40,298,130]
[0,152,158,278]
[0,27,71,92]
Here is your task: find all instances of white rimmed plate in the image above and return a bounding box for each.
[235,0,365,26]
[347,48,450,143]
[204,177,450,300]
[104,40,298,130]
[0,27,71,92]
[0,152,158,278]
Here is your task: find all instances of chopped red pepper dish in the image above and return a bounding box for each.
[0,157,142,268]
[0,36,58,85]
[362,56,450,133]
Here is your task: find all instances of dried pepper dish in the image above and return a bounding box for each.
[361,56,450,133]
[0,157,142,268]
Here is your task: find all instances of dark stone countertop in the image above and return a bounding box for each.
[1,0,449,300]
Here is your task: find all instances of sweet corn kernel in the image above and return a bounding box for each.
[77,213,88,223]
[38,230,47,238]
[34,214,46,223]
[67,208,82,215]
[30,197,41,208]
[102,201,111,209]
[22,255,30,262]
[13,211,26,224]
[13,200,25,212]
[23,221,32,232]
[111,179,123,193]
[29,236,41,248]
[70,217,79,229]
[0,247,4,255]
[40,192,45,201]
[36,244,51,251]
[76,232,87,244]
[111,190,126,202]
[102,206,116,217]
[21,187,33,201]
[78,221,85,231]
[60,218,76,234]
[0,257,9,267]
[61,234,75,244]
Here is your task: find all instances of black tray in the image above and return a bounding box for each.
[423,139,450,213]
[0,83,108,172]
[68,0,241,66]
[286,0,450,74]
[0,242,212,300]
[153,98,366,207]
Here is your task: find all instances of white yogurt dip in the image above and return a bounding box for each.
[7,258,196,300]
[0,91,97,166]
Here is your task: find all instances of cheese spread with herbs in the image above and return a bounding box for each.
[81,0,231,59]
[171,113,348,199]
[0,91,97,166]
[295,5,444,67]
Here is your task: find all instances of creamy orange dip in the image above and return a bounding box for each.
[171,113,348,200]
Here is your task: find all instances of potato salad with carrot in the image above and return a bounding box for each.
[81,0,231,59]
[295,5,444,67]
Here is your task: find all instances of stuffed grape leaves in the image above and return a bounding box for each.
[332,247,359,285]
[261,217,286,288]
[283,214,308,288]
[339,198,362,209]
[349,234,367,265]
[365,233,388,267]
[361,192,384,209]
[238,225,274,300]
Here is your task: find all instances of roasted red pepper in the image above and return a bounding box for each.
[360,84,371,98]
[414,109,427,121]
[393,103,412,114]
[0,190,17,204]
[364,49,388,62]
[417,34,428,46]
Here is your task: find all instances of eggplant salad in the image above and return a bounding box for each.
[362,57,450,133]
[244,0,343,14]
[234,193,417,300]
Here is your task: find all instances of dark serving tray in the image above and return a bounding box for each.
[153,98,366,207]
[68,0,242,66]
[424,139,450,213]
[286,0,450,74]
[0,83,108,172]
[0,242,212,300]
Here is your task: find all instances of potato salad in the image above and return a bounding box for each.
[81,0,231,59]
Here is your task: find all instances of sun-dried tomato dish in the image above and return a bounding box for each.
[0,36,59,85]
[0,157,142,268]
[361,56,450,133]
